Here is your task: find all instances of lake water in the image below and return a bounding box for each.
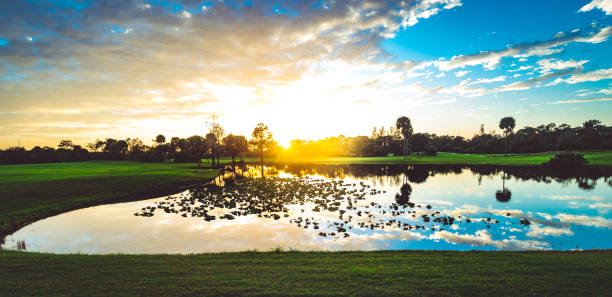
[3,164,612,254]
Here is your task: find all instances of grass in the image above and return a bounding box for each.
[0,161,217,238]
[1,250,611,296]
[1,157,611,296]
[269,150,612,166]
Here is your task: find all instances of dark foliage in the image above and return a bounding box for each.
[543,152,588,168]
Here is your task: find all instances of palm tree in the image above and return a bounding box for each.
[154,134,166,146]
[499,117,515,155]
[495,171,511,202]
[396,116,413,160]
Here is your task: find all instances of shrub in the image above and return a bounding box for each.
[543,152,588,168]
[424,146,438,156]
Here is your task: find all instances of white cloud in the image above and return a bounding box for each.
[509,65,533,72]
[579,0,612,15]
[547,67,612,85]
[554,213,612,228]
[589,203,612,214]
[433,26,612,71]
[455,70,470,77]
[526,225,573,238]
[545,195,604,201]
[468,76,506,85]
[577,86,612,96]
[431,230,550,250]
[537,58,588,74]
[553,97,612,104]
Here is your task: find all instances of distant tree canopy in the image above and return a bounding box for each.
[2,118,611,165]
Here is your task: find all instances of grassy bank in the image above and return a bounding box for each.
[270,150,612,166]
[0,161,217,238]
[1,250,611,296]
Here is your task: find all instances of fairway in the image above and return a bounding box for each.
[0,161,217,238]
[1,250,611,296]
[272,151,612,166]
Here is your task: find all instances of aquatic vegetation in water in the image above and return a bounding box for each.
[134,175,535,239]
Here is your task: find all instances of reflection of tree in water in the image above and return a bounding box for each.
[395,183,412,206]
[406,166,429,184]
[577,177,596,191]
[270,164,611,191]
[495,171,512,202]
[135,167,562,244]
[495,189,511,202]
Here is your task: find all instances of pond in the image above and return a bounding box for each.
[2,164,612,254]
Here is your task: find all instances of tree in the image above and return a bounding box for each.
[223,134,248,164]
[250,123,274,163]
[208,123,224,167]
[169,137,180,159]
[154,134,166,146]
[499,117,516,155]
[409,133,429,155]
[58,140,74,150]
[184,135,206,166]
[396,116,413,160]
[205,133,218,166]
[126,138,145,154]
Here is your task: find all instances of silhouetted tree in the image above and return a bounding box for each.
[499,117,516,155]
[179,135,209,167]
[396,116,413,160]
[409,133,429,155]
[155,134,166,146]
[58,140,74,150]
[223,134,248,164]
[205,133,218,166]
[250,123,274,163]
[209,123,224,167]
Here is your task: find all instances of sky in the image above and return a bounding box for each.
[1,0,612,148]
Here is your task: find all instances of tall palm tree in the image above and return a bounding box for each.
[396,116,413,160]
[499,117,515,155]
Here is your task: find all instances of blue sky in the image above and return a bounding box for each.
[0,0,611,147]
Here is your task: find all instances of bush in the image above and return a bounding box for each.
[543,152,588,168]
[173,152,195,163]
[424,146,438,156]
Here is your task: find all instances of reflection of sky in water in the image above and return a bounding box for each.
[3,166,612,254]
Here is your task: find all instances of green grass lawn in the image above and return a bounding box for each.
[1,157,611,296]
[269,150,612,166]
[1,250,610,296]
[0,161,217,238]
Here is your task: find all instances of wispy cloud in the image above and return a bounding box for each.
[432,26,612,71]
[553,97,612,104]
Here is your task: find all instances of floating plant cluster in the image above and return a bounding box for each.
[135,176,524,238]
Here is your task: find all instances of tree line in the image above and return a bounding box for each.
[1,117,611,165]
[279,117,612,157]
[0,123,279,166]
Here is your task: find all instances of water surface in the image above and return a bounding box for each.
[3,164,612,253]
